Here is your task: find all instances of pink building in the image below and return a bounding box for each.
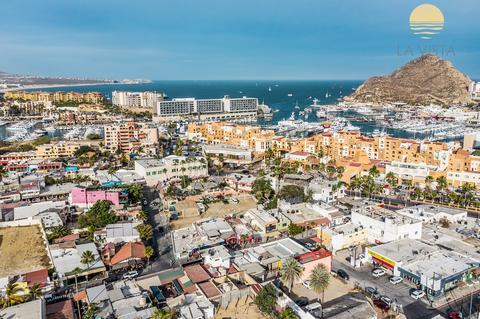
[296,248,332,282]
[70,187,122,207]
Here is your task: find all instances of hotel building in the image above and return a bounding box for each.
[5,91,104,104]
[112,91,165,111]
[155,96,258,122]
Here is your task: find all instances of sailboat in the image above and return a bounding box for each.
[268,86,272,92]
[294,101,300,110]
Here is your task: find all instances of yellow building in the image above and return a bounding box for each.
[5,91,104,104]
[35,143,81,159]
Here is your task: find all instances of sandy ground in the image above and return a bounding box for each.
[170,194,257,229]
[291,276,353,303]
[0,225,51,277]
[214,295,265,319]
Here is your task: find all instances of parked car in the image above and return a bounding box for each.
[372,268,386,277]
[336,269,350,280]
[410,289,425,300]
[295,297,309,307]
[303,280,311,289]
[380,296,392,306]
[230,198,239,204]
[373,300,390,311]
[389,276,403,285]
[122,271,139,280]
[447,310,462,319]
[365,287,380,300]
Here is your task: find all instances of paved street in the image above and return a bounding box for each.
[142,186,175,274]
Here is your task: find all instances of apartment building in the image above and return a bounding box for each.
[155,96,258,122]
[103,121,159,154]
[35,143,82,159]
[134,155,208,186]
[112,91,165,110]
[5,91,104,104]
[469,82,480,100]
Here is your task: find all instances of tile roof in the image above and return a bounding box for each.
[46,300,75,319]
[25,268,49,286]
[110,242,145,265]
[198,281,221,298]
[183,264,211,283]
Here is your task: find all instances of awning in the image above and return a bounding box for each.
[372,256,394,271]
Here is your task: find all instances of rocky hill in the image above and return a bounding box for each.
[346,54,473,106]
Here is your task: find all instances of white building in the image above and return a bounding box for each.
[134,155,208,187]
[308,179,345,204]
[112,91,165,109]
[200,245,231,269]
[105,222,141,244]
[155,96,258,122]
[385,161,438,183]
[202,144,253,164]
[351,205,423,243]
[396,204,467,224]
[469,82,480,100]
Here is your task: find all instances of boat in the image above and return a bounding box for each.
[356,106,375,115]
[294,101,300,110]
[268,87,272,92]
[310,98,322,109]
[34,129,48,135]
[287,93,293,97]
[258,103,274,120]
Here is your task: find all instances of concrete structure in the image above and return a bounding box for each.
[396,205,467,224]
[385,161,438,184]
[177,293,215,319]
[320,223,368,253]
[35,143,82,159]
[134,155,208,187]
[156,96,258,122]
[351,205,423,243]
[308,179,346,204]
[112,91,165,110]
[202,144,253,164]
[104,222,141,244]
[69,187,126,208]
[104,120,159,154]
[225,173,257,192]
[469,81,480,100]
[5,91,104,104]
[0,299,46,319]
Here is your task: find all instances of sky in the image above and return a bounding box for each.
[0,0,478,80]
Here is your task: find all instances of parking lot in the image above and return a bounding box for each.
[332,250,440,318]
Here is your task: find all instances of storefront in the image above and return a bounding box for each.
[367,248,396,272]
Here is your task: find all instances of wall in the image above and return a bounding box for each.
[70,188,120,207]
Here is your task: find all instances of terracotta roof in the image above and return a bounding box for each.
[54,233,80,244]
[46,300,75,319]
[198,281,221,298]
[110,242,145,265]
[290,151,310,156]
[184,264,211,283]
[295,248,332,264]
[25,268,49,286]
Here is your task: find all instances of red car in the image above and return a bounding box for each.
[373,300,390,311]
[448,311,462,319]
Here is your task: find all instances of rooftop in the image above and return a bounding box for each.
[397,205,467,220]
[50,242,105,277]
[106,222,140,242]
[353,205,421,225]
[0,299,45,319]
[368,239,439,264]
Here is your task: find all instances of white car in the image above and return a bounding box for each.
[303,280,311,289]
[372,268,386,277]
[122,271,139,280]
[390,276,403,285]
[410,289,425,300]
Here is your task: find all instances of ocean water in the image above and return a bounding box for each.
[19,80,458,141]
[31,80,361,123]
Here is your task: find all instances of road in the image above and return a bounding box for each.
[141,186,175,274]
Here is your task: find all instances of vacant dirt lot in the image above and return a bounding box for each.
[0,225,51,277]
[214,295,265,319]
[171,194,258,229]
[292,276,352,303]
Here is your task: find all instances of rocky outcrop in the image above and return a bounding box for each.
[346,54,473,106]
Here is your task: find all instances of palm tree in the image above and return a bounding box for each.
[82,302,98,319]
[136,210,149,222]
[3,282,24,307]
[0,165,7,181]
[151,308,176,319]
[369,165,380,178]
[81,250,95,281]
[281,258,304,292]
[425,176,434,187]
[145,246,154,267]
[309,264,330,302]
[385,172,397,187]
[136,224,154,241]
[29,283,42,300]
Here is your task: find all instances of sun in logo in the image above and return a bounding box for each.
[409,4,444,40]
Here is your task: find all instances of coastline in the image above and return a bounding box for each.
[0,81,149,93]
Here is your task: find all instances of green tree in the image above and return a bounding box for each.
[278,185,305,202]
[385,172,397,188]
[47,226,72,242]
[279,307,299,319]
[150,308,176,319]
[82,302,98,319]
[369,165,380,178]
[136,224,154,241]
[281,258,304,292]
[128,183,143,203]
[180,175,191,189]
[78,200,117,229]
[309,264,330,302]
[254,283,277,315]
[0,165,7,181]
[3,282,24,307]
[74,145,94,157]
[136,210,149,222]
[425,176,434,187]
[251,177,274,204]
[81,250,95,269]
[288,223,305,236]
[86,133,101,140]
[29,283,42,300]
[145,246,155,266]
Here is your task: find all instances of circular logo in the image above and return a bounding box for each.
[409,4,444,40]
